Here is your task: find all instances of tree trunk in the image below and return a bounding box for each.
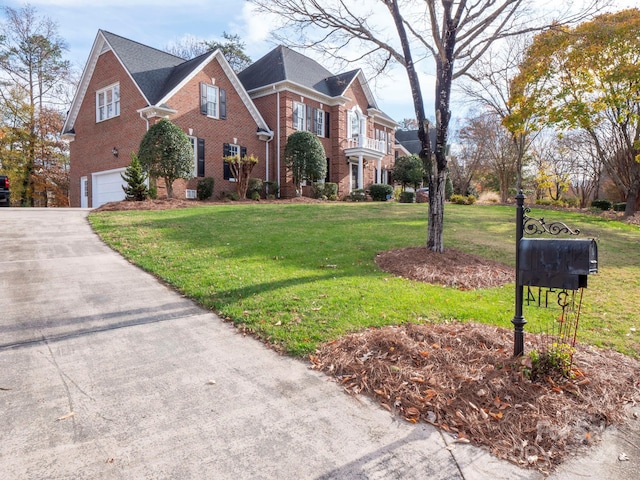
[625,178,640,217]
[427,20,456,252]
[387,0,434,245]
[165,177,174,198]
[428,164,446,252]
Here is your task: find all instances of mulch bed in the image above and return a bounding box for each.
[375,247,514,289]
[311,322,640,472]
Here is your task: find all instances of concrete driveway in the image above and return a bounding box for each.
[0,208,550,479]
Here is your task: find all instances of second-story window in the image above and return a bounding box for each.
[200,83,219,118]
[314,108,325,137]
[293,102,306,130]
[96,83,120,122]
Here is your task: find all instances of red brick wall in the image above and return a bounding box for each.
[69,50,148,207]
[69,51,269,206]
[168,57,268,199]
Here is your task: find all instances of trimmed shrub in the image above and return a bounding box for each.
[313,182,338,199]
[248,178,263,199]
[349,189,367,201]
[369,183,394,201]
[264,181,279,198]
[324,182,338,198]
[591,199,612,211]
[450,194,476,205]
[399,191,415,203]
[196,177,214,200]
[613,202,626,212]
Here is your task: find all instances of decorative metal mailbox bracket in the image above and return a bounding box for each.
[511,192,583,357]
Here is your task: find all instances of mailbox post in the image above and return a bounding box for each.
[512,193,526,357]
[511,192,597,357]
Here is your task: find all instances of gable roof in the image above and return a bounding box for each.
[62,30,271,136]
[238,45,377,108]
[100,31,185,105]
[395,129,438,155]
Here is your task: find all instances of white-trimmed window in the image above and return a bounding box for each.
[201,83,219,118]
[314,108,325,137]
[347,108,361,139]
[189,137,198,177]
[293,102,306,130]
[96,83,120,122]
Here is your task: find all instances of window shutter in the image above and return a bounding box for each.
[223,143,231,180]
[325,112,330,138]
[313,108,318,134]
[200,83,207,115]
[240,146,247,158]
[220,88,227,119]
[325,157,330,183]
[197,138,205,177]
[306,105,312,132]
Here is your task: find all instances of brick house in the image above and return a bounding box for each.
[237,45,397,198]
[63,31,397,207]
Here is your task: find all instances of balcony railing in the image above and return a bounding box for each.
[346,135,387,154]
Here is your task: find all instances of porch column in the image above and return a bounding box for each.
[376,159,382,183]
[358,155,364,189]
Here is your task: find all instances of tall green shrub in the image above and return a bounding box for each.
[284,131,326,196]
[138,119,194,198]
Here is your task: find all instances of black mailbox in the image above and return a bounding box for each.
[518,238,598,290]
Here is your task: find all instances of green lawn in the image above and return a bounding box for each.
[89,202,640,357]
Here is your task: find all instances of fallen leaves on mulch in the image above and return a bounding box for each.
[311,322,640,472]
[375,247,515,289]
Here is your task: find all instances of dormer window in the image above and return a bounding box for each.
[96,83,120,122]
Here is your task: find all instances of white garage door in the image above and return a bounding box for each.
[92,168,126,208]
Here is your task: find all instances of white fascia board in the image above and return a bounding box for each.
[368,107,400,128]
[158,50,272,136]
[355,70,378,110]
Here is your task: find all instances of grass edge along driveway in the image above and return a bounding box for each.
[89,202,640,357]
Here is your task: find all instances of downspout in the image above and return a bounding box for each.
[139,110,149,131]
[277,90,281,198]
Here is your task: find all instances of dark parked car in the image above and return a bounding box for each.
[0,175,10,206]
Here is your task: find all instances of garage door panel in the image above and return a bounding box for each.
[93,169,126,208]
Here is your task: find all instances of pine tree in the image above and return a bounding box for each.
[121,153,149,201]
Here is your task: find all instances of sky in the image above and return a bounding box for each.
[2,0,637,123]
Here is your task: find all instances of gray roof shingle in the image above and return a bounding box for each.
[238,45,359,97]
[101,30,188,104]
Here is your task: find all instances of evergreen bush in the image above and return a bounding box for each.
[399,191,415,203]
[369,183,394,201]
[197,177,214,200]
[121,153,149,201]
[591,199,612,211]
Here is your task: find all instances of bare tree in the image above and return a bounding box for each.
[249,0,606,251]
[165,32,252,72]
[458,35,540,192]
[558,131,603,207]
